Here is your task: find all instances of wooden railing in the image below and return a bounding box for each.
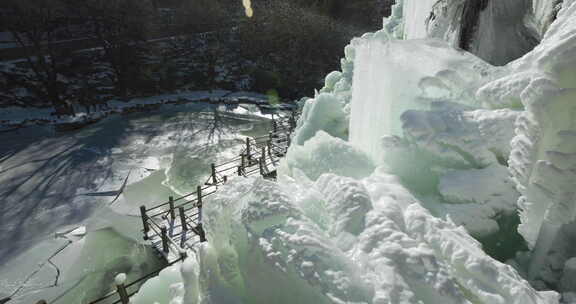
[87,110,299,304]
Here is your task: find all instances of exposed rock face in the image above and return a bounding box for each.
[458,0,489,51]
[426,0,539,66]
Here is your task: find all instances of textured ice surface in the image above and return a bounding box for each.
[133,0,576,303]
[349,38,492,163]
[282,131,374,181]
[166,163,556,303]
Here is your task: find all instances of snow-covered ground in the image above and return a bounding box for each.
[0,102,274,303]
[0,90,280,129]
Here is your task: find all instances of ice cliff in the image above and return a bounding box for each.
[134,0,576,303]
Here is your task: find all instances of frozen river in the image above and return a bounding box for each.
[0,103,272,303]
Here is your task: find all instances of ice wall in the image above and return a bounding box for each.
[402,0,438,39]
[349,36,492,163]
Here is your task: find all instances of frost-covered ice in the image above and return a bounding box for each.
[140,0,576,303]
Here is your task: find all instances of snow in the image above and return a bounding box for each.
[130,263,185,304]
[0,104,275,302]
[282,131,375,181]
[155,164,556,303]
[438,164,518,237]
[0,90,284,129]
[115,273,127,286]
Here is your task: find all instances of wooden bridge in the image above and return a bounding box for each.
[139,111,298,259]
[84,111,299,304]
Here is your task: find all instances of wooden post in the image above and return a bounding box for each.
[246,137,251,162]
[259,157,264,176]
[223,175,228,183]
[140,206,149,240]
[261,146,266,161]
[273,119,277,132]
[267,140,273,160]
[237,165,243,176]
[211,163,217,185]
[179,206,187,232]
[168,196,175,220]
[161,226,169,253]
[197,223,207,242]
[197,185,202,207]
[115,274,129,304]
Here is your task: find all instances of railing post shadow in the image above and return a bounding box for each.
[168,196,175,221]
[246,137,251,163]
[179,206,187,232]
[197,205,207,242]
[140,205,149,240]
[161,226,169,253]
[259,157,264,176]
[211,163,217,185]
[197,185,202,207]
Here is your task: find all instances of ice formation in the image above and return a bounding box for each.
[134,0,576,303]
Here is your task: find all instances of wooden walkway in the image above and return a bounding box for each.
[139,112,298,260]
[81,111,299,304]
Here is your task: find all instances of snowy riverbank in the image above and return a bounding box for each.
[0,90,295,132]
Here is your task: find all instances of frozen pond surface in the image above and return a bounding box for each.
[0,103,272,303]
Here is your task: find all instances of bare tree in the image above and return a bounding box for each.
[237,0,356,95]
[1,0,74,115]
[74,0,153,98]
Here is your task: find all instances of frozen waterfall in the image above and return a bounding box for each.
[132,0,576,303]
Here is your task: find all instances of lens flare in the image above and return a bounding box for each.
[242,0,253,17]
